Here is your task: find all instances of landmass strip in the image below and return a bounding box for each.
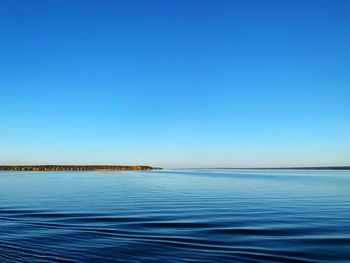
[0,165,161,171]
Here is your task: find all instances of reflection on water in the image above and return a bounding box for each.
[1,169,350,262]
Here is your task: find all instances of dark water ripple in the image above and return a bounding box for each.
[1,169,350,262]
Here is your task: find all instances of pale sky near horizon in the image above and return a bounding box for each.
[1,0,350,168]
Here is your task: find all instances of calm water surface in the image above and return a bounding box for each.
[1,169,350,262]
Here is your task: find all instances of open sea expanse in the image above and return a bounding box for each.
[0,169,350,262]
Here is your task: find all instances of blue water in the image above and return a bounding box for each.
[1,169,350,262]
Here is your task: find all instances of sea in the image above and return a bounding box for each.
[1,169,349,262]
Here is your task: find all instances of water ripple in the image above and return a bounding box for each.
[1,169,350,262]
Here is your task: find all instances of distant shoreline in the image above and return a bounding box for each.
[0,165,162,171]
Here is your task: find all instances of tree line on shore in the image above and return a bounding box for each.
[0,165,160,171]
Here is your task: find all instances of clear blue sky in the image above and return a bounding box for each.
[1,0,349,168]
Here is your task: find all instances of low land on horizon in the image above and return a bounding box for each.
[0,165,161,171]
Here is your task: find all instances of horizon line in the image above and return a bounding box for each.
[1,165,350,170]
